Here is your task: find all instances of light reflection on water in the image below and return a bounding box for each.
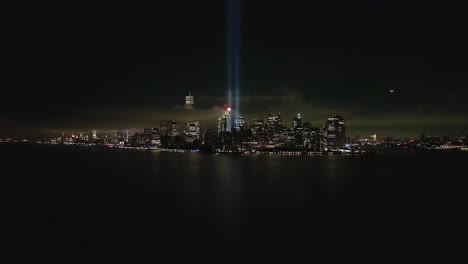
[4,144,468,260]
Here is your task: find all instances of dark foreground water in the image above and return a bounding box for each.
[2,144,468,262]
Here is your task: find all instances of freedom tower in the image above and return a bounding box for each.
[226,0,240,132]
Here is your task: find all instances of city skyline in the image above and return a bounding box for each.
[2,85,467,139]
[2,1,468,138]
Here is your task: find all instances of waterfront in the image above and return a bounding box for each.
[3,143,468,261]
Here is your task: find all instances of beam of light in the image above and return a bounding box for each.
[227,0,240,131]
[233,0,240,121]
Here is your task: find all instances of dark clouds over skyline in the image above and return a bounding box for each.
[1,1,467,138]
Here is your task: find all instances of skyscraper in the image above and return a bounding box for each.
[169,122,180,137]
[185,121,200,143]
[185,80,194,109]
[293,113,302,130]
[143,128,152,135]
[266,113,282,133]
[324,115,346,151]
[308,127,322,152]
[151,128,160,147]
[160,120,175,137]
[160,121,168,136]
[219,104,232,132]
[218,117,226,133]
[234,116,245,131]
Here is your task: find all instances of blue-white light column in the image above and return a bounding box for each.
[227,0,240,131]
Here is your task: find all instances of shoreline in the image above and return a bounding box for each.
[2,142,467,156]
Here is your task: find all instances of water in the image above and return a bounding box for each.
[2,144,468,261]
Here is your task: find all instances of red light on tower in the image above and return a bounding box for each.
[223,104,229,111]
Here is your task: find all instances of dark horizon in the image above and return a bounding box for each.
[2,1,468,138]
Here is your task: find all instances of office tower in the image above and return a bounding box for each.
[124,130,129,142]
[294,126,304,147]
[251,119,264,137]
[151,128,161,147]
[160,120,173,137]
[218,117,226,133]
[92,130,97,140]
[309,127,322,152]
[116,130,125,143]
[293,113,302,130]
[185,80,194,109]
[185,121,200,143]
[169,122,179,137]
[234,116,245,131]
[218,105,232,132]
[266,113,282,133]
[324,115,346,151]
[143,128,152,135]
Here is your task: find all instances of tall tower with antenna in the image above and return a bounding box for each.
[185,80,194,109]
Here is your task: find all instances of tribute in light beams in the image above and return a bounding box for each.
[227,0,240,131]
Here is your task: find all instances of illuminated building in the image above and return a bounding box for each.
[294,127,304,148]
[234,116,245,131]
[251,119,264,137]
[281,128,295,147]
[151,128,160,147]
[293,113,302,130]
[309,127,322,152]
[122,131,128,142]
[185,121,200,143]
[459,133,467,144]
[160,120,172,136]
[252,119,263,127]
[217,117,226,133]
[143,128,152,135]
[371,133,377,141]
[265,113,283,146]
[92,130,97,140]
[218,104,232,132]
[421,135,442,149]
[116,130,125,144]
[225,105,232,132]
[169,122,180,137]
[185,80,194,109]
[324,115,346,151]
[266,113,282,133]
[159,120,180,138]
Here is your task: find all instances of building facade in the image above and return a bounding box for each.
[324,115,345,151]
[185,121,200,143]
[185,80,194,109]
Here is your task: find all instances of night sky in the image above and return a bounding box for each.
[1,1,467,138]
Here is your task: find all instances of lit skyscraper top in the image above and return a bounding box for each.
[185,80,194,109]
[293,113,302,129]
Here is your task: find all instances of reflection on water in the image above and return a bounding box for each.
[3,144,468,261]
